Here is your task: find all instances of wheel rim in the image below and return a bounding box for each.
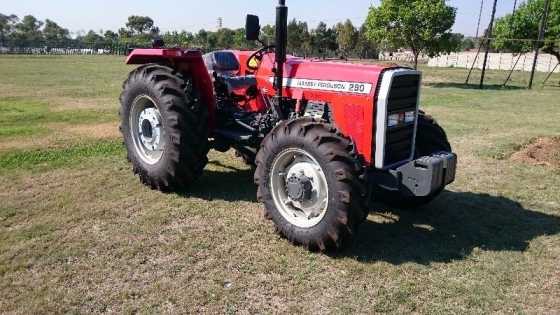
[270,148,329,228]
[129,95,166,165]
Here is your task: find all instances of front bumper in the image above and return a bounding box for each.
[369,152,457,197]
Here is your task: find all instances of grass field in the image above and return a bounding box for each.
[1,55,559,314]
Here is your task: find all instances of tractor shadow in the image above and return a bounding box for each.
[176,160,257,202]
[344,191,560,264]
[176,160,560,265]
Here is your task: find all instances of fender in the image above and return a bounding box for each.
[126,48,216,129]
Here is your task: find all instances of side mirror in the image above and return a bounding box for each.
[245,14,261,41]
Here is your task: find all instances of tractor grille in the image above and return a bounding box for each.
[375,70,421,169]
[384,74,420,165]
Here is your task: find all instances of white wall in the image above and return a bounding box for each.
[428,52,559,73]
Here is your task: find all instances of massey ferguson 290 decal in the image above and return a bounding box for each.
[269,77,373,95]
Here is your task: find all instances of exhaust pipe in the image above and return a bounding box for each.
[273,0,288,118]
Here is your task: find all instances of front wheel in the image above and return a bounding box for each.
[254,118,366,251]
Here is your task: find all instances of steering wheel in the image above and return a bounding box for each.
[247,45,274,71]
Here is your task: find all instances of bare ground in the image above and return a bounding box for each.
[64,122,120,139]
[511,137,560,168]
[0,122,120,151]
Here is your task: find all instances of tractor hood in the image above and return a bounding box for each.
[255,54,398,99]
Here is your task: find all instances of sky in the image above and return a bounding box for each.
[3,0,518,37]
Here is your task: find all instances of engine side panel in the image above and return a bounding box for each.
[255,54,397,165]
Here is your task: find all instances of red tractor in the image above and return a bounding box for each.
[119,0,457,251]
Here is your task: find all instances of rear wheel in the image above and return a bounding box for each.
[414,112,452,158]
[375,112,451,209]
[120,64,209,191]
[255,118,366,251]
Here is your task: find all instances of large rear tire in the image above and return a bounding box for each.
[255,118,366,251]
[120,64,209,191]
[375,112,452,209]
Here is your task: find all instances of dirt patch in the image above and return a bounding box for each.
[65,122,120,139]
[0,122,120,152]
[49,97,116,112]
[0,138,52,152]
[511,137,560,168]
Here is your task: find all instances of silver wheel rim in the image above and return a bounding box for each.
[270,148,329,229]
[129,95,166,165]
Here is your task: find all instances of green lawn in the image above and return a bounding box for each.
[1,55,559,313]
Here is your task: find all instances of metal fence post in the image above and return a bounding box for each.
[480,0,498,89]
[529,0,551,89]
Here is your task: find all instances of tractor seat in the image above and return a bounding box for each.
[203,50,257,94]
[203,50,241,76]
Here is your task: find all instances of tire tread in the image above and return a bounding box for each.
[120,64,209,192]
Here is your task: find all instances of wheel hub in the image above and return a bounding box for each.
[141,119,153,138]
[129,95,166,165]
[286,173,313,202]
[138,108,163,152]
[270,148,329,229]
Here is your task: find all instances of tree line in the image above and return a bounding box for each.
[0,13,382,58]
[6,0,554,67]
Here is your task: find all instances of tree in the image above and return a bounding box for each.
[354,25,378,59]
[206,32,218,51]
[80,30,104,45]
[336,19,358,57]
[193,29,218,51]
[193,29,208,48]
[215,28,235,49]
[300,30,313,57]
[365,0,458,69]
[0,14,18,45]
[43,19,70,42]
[232,28,246,49]
[162,30,193,47]
[13,15,43,43]
[448,33,465,52]
[118,27,132,39]
[125,16,154,35]
[116,16,159,46]
[232,28,256,50]
[104,30,119,42]
[493,0,560,63]
[313,22,338,57]
[461,36,476,51]
[287,19,310,55]
[261,24,275,45]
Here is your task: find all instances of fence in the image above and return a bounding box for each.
[0,39,381,60]
[0,44,132,56]
[428,52,560,73]
[0,40,141,56]
[378,51,429,64]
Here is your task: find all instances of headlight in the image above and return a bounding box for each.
[405,111,416,123]
[388,113,400,128]
[387,111,416,128]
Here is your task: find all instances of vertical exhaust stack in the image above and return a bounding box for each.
[274,0,288,101]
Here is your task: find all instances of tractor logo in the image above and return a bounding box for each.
[269,77,373,95]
